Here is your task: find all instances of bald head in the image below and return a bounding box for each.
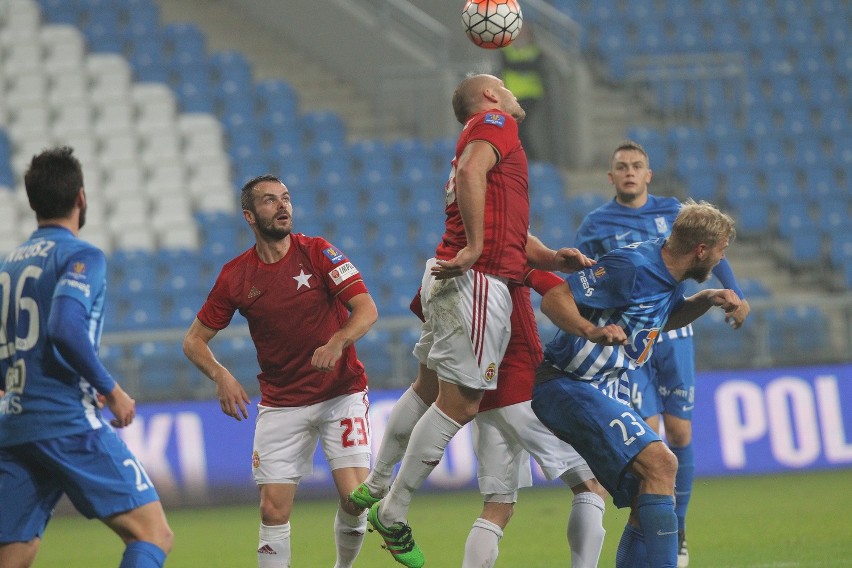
[451,73,525,125]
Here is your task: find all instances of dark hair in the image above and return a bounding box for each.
[240,174,283,212]
[610,140,650,168]
[24,146,84,220]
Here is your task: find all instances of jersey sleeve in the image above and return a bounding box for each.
[711,258,744,299]
[573,217,598,258]
[523,268,564,297]
[197,267,238,330]
[466,111,519,161]
[312,239,369,303]
[565,253,636,310]
[53,245,107,311]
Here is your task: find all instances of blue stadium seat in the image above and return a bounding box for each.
[163,22,207,67]
[39,0,83,25]
[128,37,168,83]
[786,227,824,270]
[734,201,771,240]
[775,198,814,238]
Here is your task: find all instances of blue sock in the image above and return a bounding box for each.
[636,493,678,568]
[120,541,166,568]
[615,524,650,568]
[671,444,694,532]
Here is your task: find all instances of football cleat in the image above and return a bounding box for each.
[367,502,425,568]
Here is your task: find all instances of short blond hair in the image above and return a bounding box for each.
[668,199,736,254]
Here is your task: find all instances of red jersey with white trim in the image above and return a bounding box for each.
[436,109,530,283]
[197,233,369,407]
[409,268,562,411]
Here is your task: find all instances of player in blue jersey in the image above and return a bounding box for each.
[574,140,751,566]
[0,147,173,568]
[532,200,742,568]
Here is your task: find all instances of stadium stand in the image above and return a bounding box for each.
[0,0,848,398]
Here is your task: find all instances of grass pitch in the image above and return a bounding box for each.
[33,468,852,567]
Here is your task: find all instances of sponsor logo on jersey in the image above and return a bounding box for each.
[483,113,505,127]
[626,328,661,365]
[323,246,345,264]
[328,262,359,285]
[484,362,497,381]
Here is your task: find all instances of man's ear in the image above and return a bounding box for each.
[695,243,708,260]
[243,209,254,224]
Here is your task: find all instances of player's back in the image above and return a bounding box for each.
[543,239,684,387]
[0,226,108,446]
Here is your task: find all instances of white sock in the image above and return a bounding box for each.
[333,508,367,568]
[462,518,503,568]
[258,522,290,568]
[366,386,430,496]
[568,492,606,568]
[380,404,461,524]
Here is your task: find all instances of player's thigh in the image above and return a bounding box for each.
[489,402,594,485]
[421,260,511,390]
[41,430,160,521]
[656,338,696,420]
[253,404,322,484]
[473,410,531,498]
[532,378,660,507]
[628,363,661,420]
[318,392,372,473]
[0,446,62,545]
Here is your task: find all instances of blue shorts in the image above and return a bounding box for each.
[627,336,695,420]
[531,377,662,508]
[0,428,161,543]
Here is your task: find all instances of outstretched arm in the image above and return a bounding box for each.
[664,288,741,331]
[183,318,251,421]
[526,233,596,273]
[541,283,627,345]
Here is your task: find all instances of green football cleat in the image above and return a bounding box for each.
[367,502,425,568]
[350,483,383,509]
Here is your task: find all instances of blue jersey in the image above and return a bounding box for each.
[576,194,696,340]
[0,226,110,446]
[542,238,685,394]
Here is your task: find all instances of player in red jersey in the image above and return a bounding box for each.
[360,75,609,568]
[183,175,378,568]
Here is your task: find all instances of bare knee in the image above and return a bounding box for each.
[631,442,678,492]
[570,477,609,501]
[480,501,514,530]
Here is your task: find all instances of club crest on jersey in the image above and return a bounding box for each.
[328,262,359,285]
[248,286,262,299]
[625,328,661,365]
[593,266,606,279]
[484,362,497,382]
[483,113,505,127]
[73,262,86,274]
[655,216,668,234]
[323,246,345,264]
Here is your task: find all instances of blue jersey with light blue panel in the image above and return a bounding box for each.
[0,226,111,446]
[542,238,685,399]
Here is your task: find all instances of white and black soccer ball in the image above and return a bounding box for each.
[462,0,524,49]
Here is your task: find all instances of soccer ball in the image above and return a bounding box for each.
[462,0,523,49]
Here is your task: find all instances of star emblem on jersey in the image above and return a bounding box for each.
[248,286,261,299]
[293,269,313,289]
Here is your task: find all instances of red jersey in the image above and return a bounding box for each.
[198,233,370,407]
[409,269,563,411]
[435,109,530,283]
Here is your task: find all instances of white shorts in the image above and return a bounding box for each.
[413,258,511,390]
[252,391,372,485]
[473,400,594,503]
